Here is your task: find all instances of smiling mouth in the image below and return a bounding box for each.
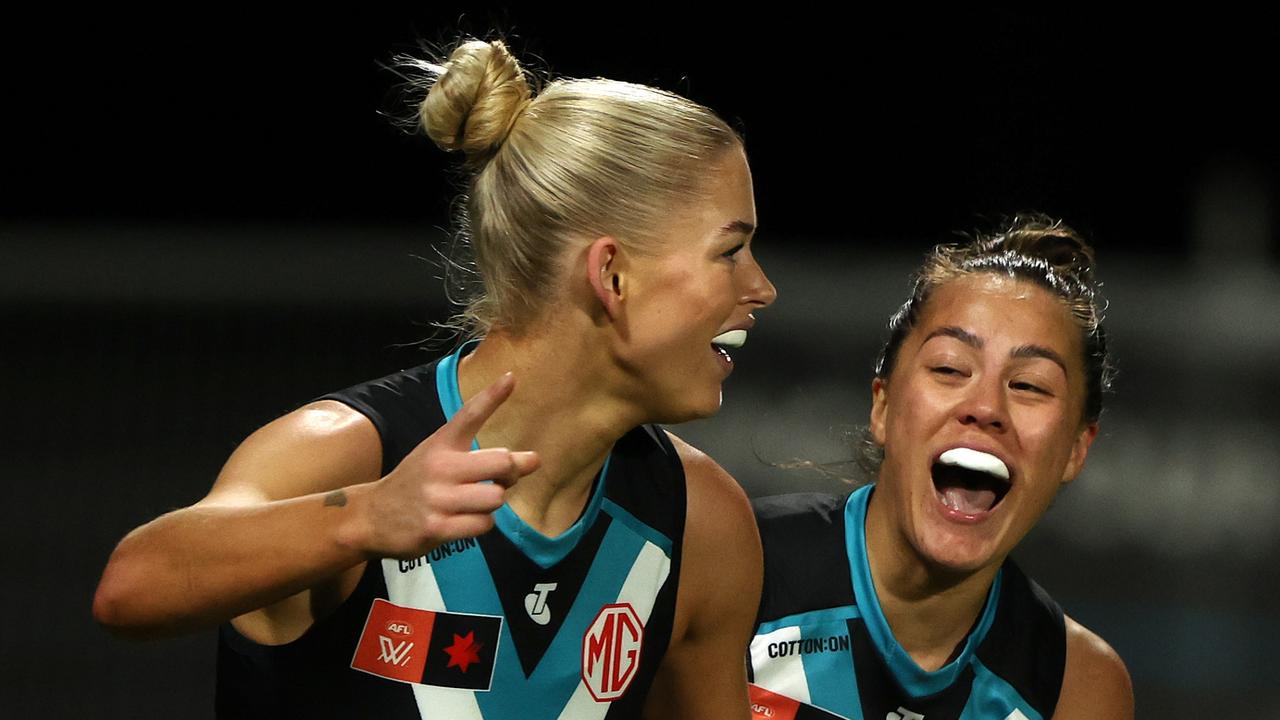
[932,448,1011,515]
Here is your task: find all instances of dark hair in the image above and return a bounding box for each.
[860,214,1114,473]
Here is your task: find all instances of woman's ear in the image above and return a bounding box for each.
[586,236,626,321]
[870,377,889,446]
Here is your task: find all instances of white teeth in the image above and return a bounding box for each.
[711,329,747,348]
[938,448,1009,481]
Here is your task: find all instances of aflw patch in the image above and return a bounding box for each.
[351,598,502,691]
[749,683,849,720]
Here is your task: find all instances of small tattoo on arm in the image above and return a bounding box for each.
[324,490,348,508]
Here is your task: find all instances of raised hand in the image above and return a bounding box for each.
[358,372,540,559]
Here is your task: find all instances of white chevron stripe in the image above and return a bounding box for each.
[616,541,671,622]
[410,684,485,719]
[750,626,812,705]
[382,558,446,611]
[556,682,604,720]
[555,540,672,720]
[381,559,484,719]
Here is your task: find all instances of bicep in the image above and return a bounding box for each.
[207,401,383,641]
[201,400,383,507]
[94,401,384,639]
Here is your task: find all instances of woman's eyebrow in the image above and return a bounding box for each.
[922,325,983,349]
[718,219,755,236]
[1011,344,1068,374]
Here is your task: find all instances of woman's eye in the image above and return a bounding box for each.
[722,243,744,259]
[1011,380,1049,395]
[931,366,962,376]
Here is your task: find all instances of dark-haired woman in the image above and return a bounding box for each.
[95,39,776,718]
[748,217,1132,719]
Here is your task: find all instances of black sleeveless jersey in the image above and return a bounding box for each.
[747,486,1066,720]
[216,347,687,719]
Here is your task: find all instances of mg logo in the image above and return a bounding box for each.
[581,603,644,701]
[377,636,414,667]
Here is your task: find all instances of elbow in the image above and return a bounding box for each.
[93,560,143,636]
[93,551,167,639]
[92,575,126,631]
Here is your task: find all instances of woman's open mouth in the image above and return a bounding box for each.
[711,329,746,367]
[931,448,1011,516]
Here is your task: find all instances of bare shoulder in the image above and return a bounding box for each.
[638,433,758,718]
[663,432,761,627]
[203,400,383,506]
[664,431,757,547]
[1053,614,1134,720]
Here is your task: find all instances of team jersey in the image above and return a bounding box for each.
[748,485,1066,720]
[216,345,686,719]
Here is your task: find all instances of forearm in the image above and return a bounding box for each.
[93,483,376,638]
[93,380,536,639]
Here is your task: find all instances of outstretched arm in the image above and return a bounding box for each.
[643,434,762,720]
[93,374,538,641]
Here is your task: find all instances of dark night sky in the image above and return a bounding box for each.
[4,7,1278,253]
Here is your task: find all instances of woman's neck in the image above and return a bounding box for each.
[456,328,642,536]
[863,493,1002,672]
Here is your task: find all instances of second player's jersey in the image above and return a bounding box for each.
[748,486,1066,720]
[216,346,687,719]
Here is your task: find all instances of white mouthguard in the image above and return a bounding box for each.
[711,329,747,348]
[938,448,1009,481]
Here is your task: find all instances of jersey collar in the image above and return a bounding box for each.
[844,483,1003,697]
[436,342,610,569]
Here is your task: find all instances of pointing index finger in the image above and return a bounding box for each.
[439,371,515,447]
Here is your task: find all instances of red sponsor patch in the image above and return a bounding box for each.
[351,599,504,690]
[581,603,644,702]
[350,598,437,683]
[749,683,800,720]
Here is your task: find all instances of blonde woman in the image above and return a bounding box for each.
[96,39,776,719]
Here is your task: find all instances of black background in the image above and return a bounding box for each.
[7,7,1276,250]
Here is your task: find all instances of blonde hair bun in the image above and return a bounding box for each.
[419,40,530,161]
[402,37,738,334]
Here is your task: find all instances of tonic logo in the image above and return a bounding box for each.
[378,636,414,667]
[887,708,925,720]
[582,603,644,702]
[524,582,558,625]
[385,621,413,636]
